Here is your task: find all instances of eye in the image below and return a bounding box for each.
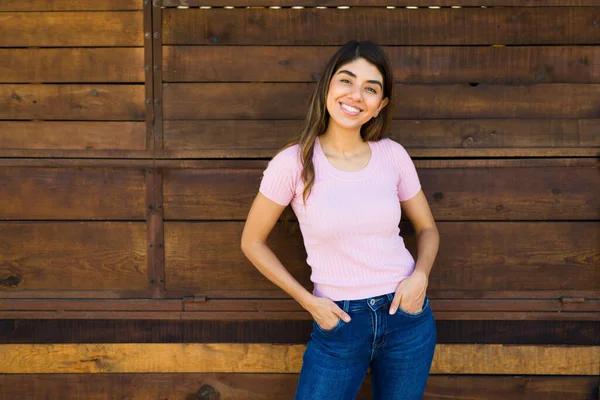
[366,86,378,94]
[340,78,351,84]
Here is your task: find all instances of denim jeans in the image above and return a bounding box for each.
[295,292,436,400]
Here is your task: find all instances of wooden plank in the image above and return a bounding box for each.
[0,122,146,152]
[0,49,144,83]
[163,164,599,220]
[0,222,148,291]
[0,12,143,47]
[0,167,146,220]
[0,84,145,120]
[164,222,599,292]
[2,320,597,345]
[162,8,600,45]
[162,0,600,5]
[0,344,597,374]
[1,298,595,313]
[162,119,600,158]
[162,83,600,119]
[163,46,600,84]
[0,1,143,11]
[2,310,597,321]
[0,158,593,169]
[0,374,597,400]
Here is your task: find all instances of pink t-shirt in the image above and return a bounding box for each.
[259,136,422,301]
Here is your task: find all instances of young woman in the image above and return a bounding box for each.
[241,40,439,400]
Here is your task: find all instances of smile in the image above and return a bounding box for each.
[340,102,361,115]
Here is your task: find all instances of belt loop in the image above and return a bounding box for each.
[386,293,394,302]
[343,300,349,313]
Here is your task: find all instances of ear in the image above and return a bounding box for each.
[374,97,389,118]
[379,97,390,112]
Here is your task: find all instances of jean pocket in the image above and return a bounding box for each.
[397,296,430,318]
[313,317,343,334]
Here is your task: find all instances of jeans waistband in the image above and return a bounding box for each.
[333,292,395,313]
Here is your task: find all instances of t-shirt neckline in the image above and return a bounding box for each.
[315,135,378,180]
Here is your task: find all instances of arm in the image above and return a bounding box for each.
[240,192,314,308]
[389,189,439,315]
[241,193,352,327]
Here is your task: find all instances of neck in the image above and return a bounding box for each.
[320,122,364,154]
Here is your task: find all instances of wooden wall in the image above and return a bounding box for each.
[0,1,598,399]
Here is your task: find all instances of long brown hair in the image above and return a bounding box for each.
[283,40,395,204]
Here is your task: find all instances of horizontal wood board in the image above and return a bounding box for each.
[163,46,600,84]
[0,374,597,400]
[0,344,597,374]
[162,8,600,45]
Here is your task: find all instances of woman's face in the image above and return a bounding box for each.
[325,57,389,132]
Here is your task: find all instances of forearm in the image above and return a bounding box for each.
[241,241,315,310]
[413,226,439,279]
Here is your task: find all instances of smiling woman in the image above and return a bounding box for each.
[240,40,440,400]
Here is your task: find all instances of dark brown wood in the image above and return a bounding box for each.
[2,298,594,314]
[0,0,143,10]
[0,12,143,47]
[162,8,600,45]
[1,84,145,120]
[0,374,597,400]
[162,164,599,220]
[0,122,147,152]
[1,310,596,321]
[153,2,164,152]
[164,221,599,292]
[1,158,594,169]
[163,46,600,84]
[0,167,146,220]
[144,0,155,155]
[162,0,600,5]
[2,319,597,344]
[147,169,166,297]
[0,49,144,83]
[162,83,600,119]
[162,119,600,158]
[0,222,148,291]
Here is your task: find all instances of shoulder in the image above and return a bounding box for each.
[271,144,301,166]
[373,137,413,163]
[265,144,303,176]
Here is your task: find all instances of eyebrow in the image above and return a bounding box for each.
[337,70,383,90]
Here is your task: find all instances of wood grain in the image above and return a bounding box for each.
[2,320,597,344]
[0,49,144,83]
[0,12,143,47]
[0,84,145,120]
[0,167,146,220]
[0,122,147,151]
[162,119,600,158]
[0,344,597,374]
[164,221,599,292]
[162,83,600,119]
[0,0,143,11]
[163,163,599,220]
[162,8,600,45]
[163,46,600,84]
[0,222,148,291]
[0,374,597,400]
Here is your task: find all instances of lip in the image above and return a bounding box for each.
[339,101,363,116]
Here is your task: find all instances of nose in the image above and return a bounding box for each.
[348,86,363,102]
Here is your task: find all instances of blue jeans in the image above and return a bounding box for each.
[295,292,436,400]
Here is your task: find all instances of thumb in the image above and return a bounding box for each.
[389,293,402,315]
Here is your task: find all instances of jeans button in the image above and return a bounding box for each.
[369,299,375,305]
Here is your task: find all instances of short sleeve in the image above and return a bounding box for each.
[393,142,421,201]
[259,146,300,206]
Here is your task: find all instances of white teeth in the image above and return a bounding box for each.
[341,103,360,113]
